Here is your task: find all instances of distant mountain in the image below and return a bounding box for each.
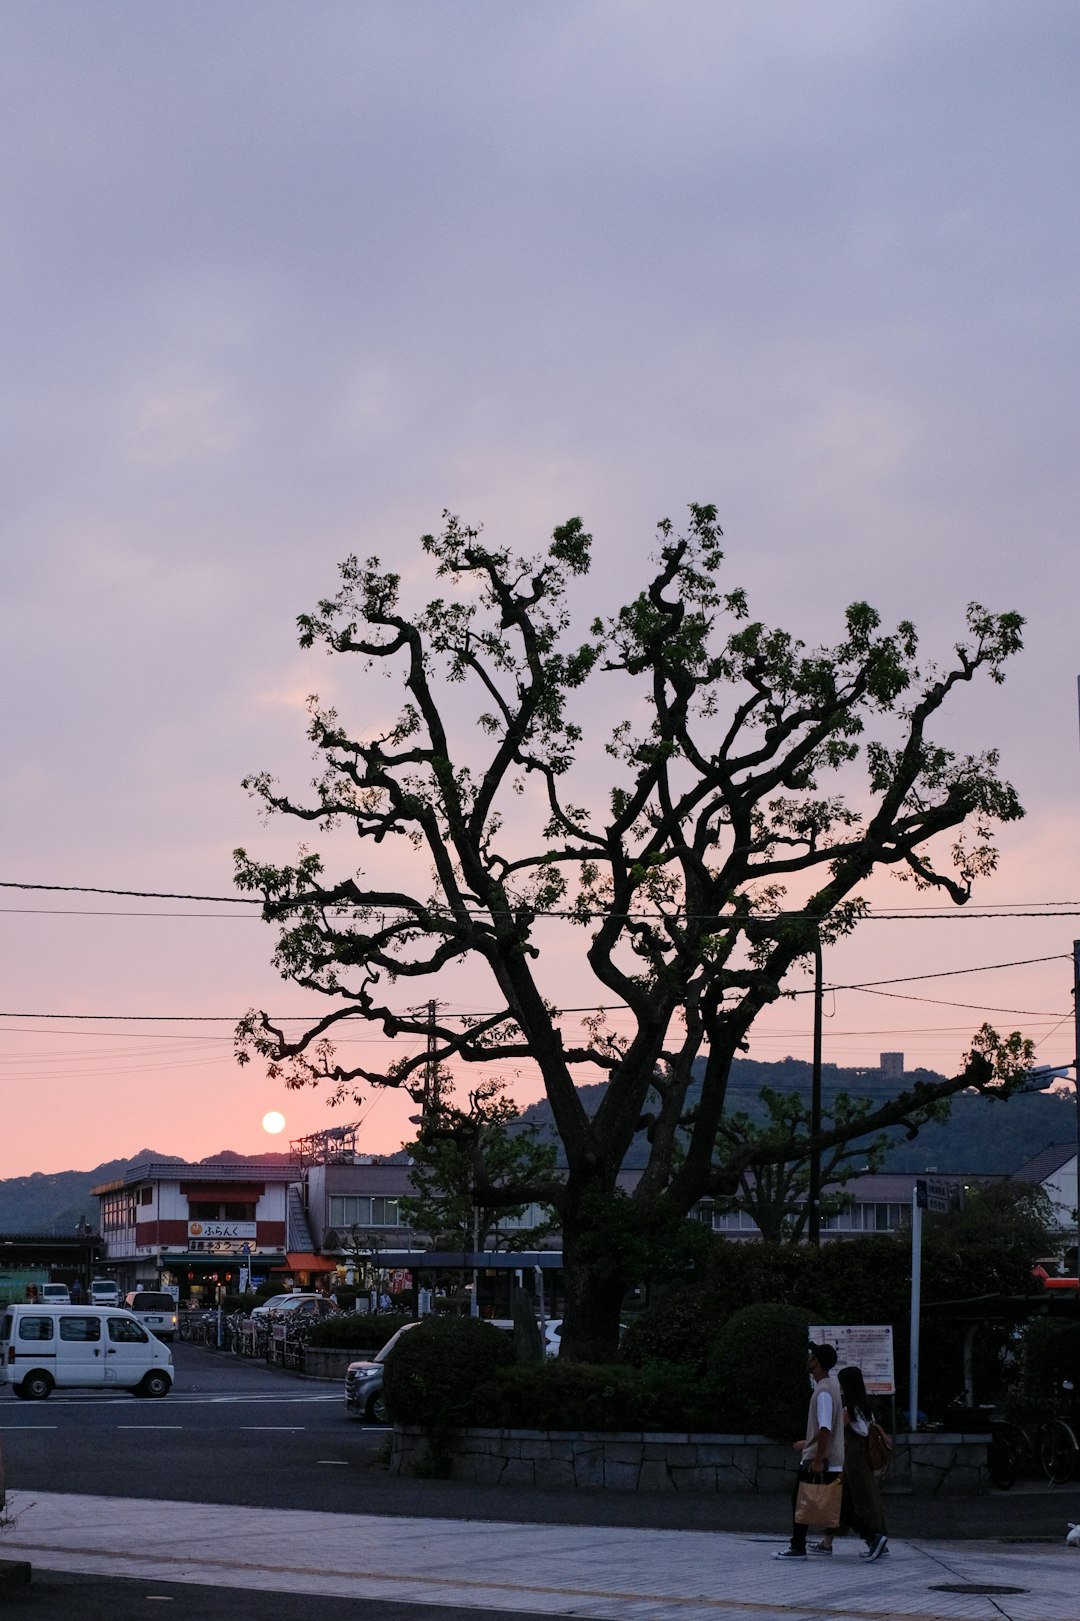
[0,1147,293,1235]
[515,1058,1078,1176]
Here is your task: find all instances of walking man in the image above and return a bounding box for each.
[774,1342,839,1558]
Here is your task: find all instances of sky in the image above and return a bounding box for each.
[1,1,1078,1179]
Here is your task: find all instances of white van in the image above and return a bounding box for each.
[0,1304,173,1400]
[89,1279,121,1306]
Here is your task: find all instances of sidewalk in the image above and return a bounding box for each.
[3,1490,1079,1621]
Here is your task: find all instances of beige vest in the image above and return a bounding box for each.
[801,1371,845,1471]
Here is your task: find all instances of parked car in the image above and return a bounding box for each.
[39,1284,71,1304]
[249,1294,340,1320]
[89,1279,121,1306]
[488,1316,563,1357]
[0,1304,173,1399]
[124,1290,179,1341]
[344,1320,422,1422]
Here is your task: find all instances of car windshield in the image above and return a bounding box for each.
[132,1294,174,1311]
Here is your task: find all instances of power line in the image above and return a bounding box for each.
[3,878,1080,923]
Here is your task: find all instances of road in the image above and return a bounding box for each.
[0,1341,390,1512]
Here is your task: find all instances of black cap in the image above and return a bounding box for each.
[809,1342,838,1370]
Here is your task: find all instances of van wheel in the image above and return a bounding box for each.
[367,1391,389,1424]
[21,1371,53,1400]
[137,1371,170,1399]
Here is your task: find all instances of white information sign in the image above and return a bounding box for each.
[810,1324,895,1395]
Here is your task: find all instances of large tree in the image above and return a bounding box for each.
[235,506,1032,1360]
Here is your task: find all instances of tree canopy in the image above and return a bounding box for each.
[235,506,1031,1358]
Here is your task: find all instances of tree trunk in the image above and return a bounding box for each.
[557,1223,627,1363]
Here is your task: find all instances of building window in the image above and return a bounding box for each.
[328,1196,401,1228]
[140,1188,153,1206]
[499,1203,549,1230]
[101,1190,138,1229]
[188,1201,257,1221]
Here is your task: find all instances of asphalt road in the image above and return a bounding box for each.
[0,1569,552,1621]
[0,1341,389,1513]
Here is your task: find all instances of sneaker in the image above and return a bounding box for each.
[808,1542,833,1555]
[772,1548,806,1559]
[862,1535,888,1561]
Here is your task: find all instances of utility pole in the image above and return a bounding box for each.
[808,928,823,1246]
[422,998,443,1123]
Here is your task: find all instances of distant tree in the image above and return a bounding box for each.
[236,506,1032,1360]
[398,1076,558,1252]
[714,1087,890,1241]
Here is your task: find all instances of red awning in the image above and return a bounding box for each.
[282,1252,337,1273]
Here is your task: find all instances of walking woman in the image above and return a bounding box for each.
[811,1365,888,1559]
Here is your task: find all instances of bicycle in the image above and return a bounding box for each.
[1039,1417,1079,1485]
[987,1420,1030,1489]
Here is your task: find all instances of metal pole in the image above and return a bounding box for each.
[808,930,823,1246]
[1074,940,1080,1280]
[909,1187,922,1431]
[469,1202,479,1317]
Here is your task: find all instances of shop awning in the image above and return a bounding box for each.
[281,1252,337,1273]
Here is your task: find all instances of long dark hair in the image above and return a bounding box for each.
[838,1364,873,1425]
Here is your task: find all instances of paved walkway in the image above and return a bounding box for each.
[3,1491,1079,1620]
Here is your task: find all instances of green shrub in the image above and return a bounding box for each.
[1022,1317,1080,1407]
[382,1315,515,1429]
[708,1302,818,1438]
[472,1360,721,1432]
[620,1286,729,1374]
[307,1312,412,1350]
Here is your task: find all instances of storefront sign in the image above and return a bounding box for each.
[187,1221,257,1240]
[810,1324,895,1394]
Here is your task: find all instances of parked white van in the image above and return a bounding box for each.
[89,1279,121,1306]
[0,1305,173,1400]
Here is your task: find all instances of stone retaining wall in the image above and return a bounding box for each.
[389,1427,990,1496]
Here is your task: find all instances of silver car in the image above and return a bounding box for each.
[344,1321,421,1422]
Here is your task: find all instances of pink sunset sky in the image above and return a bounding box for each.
[1,2,1078,1180]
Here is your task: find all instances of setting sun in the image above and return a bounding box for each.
[261,1111,286,1135]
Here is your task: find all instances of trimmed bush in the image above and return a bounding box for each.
[307,1311,412,1350]
[382,1315,515,1430]
[708,1302,818,1438]
[472,1360,721,1432]
[620,1286,729,1374]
